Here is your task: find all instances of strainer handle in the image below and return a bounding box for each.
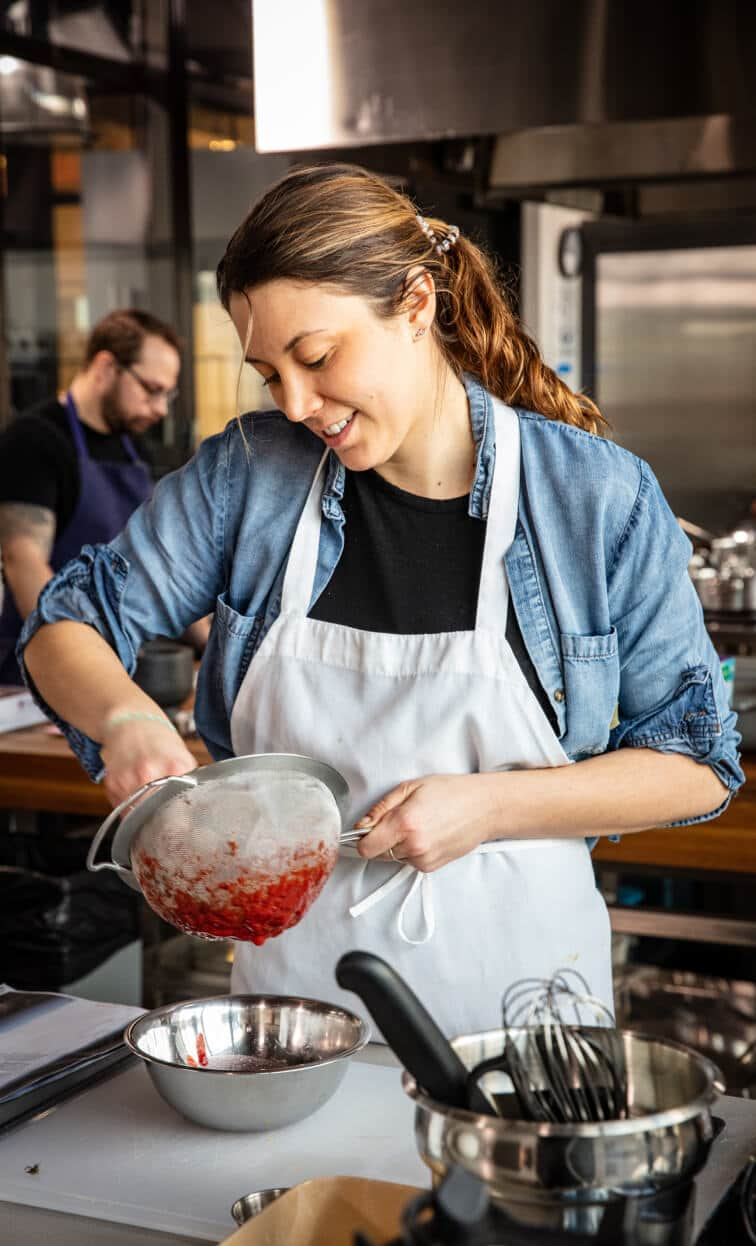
[87,774,198,881]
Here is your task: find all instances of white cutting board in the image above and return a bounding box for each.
[0,1057,428,1241]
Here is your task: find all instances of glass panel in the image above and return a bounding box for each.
[0,2,169,68]
[596,246,756,533]
[0,61,182,465]
[188,99,291,440]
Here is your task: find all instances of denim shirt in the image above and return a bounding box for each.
[19,375,744,828]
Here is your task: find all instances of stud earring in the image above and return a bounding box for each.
[414,327,426,340]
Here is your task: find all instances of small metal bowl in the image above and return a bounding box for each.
[125,994,370,1132]
[231,1188,290,1225]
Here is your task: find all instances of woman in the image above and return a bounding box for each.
[20,164,742,1036]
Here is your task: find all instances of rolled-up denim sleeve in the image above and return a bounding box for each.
[606,460,744,824]
[17,425,230,779]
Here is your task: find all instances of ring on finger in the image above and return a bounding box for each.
[388,845,401,862]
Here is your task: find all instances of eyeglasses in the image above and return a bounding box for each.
[121,363,179,407]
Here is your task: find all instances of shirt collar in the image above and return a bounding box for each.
[463,372,496,520]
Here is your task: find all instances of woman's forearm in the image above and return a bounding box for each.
[24,620,165,741]
[479,748,730,841]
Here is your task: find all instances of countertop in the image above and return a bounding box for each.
[2,1050,756,1245]
[0,1044,425,1245]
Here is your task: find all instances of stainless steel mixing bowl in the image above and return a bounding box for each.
[231,1188,290,1225]
[403,1028,722,1209]
[125,994,370,1131]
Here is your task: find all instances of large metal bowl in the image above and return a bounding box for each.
[125,994,370,1131]
[403,1027,722,1216]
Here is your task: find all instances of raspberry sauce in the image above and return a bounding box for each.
[132,841,336,943]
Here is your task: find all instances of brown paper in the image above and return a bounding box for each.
[220,1176,426,1246]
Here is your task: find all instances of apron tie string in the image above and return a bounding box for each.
[349,863,436,945]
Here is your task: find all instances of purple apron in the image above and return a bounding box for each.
[0,394,153,685]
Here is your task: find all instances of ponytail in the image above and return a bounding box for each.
[430,228,606,434]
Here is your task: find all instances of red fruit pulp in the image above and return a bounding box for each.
[133,841,335,943]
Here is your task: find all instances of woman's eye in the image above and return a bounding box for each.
[258,354,328,388]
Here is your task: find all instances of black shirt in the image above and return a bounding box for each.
[309,468,556,730]
[0,397,152,535]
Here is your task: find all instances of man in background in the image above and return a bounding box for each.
[0,308,183,685]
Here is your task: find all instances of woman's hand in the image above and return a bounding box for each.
[100,717,197,807]
[355,774,497,872]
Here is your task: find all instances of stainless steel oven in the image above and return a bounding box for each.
[580,216,756,537]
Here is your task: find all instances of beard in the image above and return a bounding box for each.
[100,381,130,435]
[101,381,152,436]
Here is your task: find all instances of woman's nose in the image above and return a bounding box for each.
[280,375,323,423]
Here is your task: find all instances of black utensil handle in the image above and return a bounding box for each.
[336,949,490,1113]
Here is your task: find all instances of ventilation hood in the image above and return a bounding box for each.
[252,0,756,185]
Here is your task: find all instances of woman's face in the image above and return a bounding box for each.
[229,279,433,474]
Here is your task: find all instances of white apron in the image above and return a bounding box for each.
[230,400,612,1037]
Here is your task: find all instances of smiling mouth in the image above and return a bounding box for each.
[322,412,355,439]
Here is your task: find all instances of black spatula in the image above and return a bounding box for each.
[336,949,496,1115]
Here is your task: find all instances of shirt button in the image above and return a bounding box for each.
[553,688,565,703]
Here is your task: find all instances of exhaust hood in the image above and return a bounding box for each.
[252,0,755,183]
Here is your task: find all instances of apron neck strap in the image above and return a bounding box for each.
[65,391,141,465]
[280,448,330,614]
[64,392,88,457]
[474,399,520,630]
[119,433,141,464]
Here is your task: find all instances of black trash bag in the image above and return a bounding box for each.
[0,864,139,991]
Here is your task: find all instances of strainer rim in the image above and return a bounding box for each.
[110,752,350,871]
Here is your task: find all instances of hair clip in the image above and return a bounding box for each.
[416,214,460,257]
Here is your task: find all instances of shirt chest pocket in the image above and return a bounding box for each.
[559,628,620,757]
[207,592,265,708]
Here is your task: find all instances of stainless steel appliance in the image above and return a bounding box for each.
[579,215,756,538]
[250,0,755,162]
[522,208,756,539]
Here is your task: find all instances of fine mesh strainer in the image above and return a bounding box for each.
[86,753,352,943]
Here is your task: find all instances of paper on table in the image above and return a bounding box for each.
[0,984,144,1100]
[220,1177,423,1246]
[0,685,48,732]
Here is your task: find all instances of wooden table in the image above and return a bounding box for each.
[0,724,211,816]
[0,724,752,947]
[0,724,750,860]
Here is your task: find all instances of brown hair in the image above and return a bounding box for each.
[84,309,182,368]
[217,164,605,434]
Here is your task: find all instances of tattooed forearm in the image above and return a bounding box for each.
[0,503,56,560]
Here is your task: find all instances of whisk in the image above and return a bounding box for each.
[469,969,629,1125]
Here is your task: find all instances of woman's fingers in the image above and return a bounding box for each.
[356,774,493,872]
[355,780,417,830]
[356,780,426,862]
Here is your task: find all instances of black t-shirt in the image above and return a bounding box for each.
[0,397,152,536]
[309,468,556,730]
